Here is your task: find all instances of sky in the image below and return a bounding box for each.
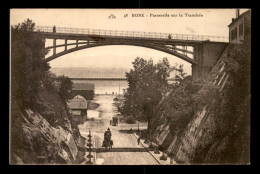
[10,9,249,75]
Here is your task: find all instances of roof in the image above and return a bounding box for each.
[228,10,251,27]
[72,95,87,101]
[72,82,95,91]
[68,98,88,109]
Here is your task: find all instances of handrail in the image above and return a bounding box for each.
[34,26,229,42]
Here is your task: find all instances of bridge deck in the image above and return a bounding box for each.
[35,26,229,43]
[70,78,178,81]
[28,26,229,65]
[40,32,206,47]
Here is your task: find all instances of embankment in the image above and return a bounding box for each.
[148,44,250,164]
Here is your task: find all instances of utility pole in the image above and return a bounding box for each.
[119,83,120,98]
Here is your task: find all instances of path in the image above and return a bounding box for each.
[78,95,158,165]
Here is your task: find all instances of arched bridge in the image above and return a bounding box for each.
[34,26,229,80]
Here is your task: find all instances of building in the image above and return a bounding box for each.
[228,10,251,44]
[70,82,95,100]
[68,96,88,124]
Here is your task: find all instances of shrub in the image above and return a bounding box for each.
[125,116,136,124]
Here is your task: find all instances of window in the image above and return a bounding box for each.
[231,28,237,40]
[239,23,244,36]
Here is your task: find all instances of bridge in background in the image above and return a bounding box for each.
[70,77,179,81]
[33,26,229,80]
[71,78,127,81]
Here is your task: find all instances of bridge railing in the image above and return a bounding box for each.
[35,26,229,42]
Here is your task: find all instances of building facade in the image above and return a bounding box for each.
[228,10,251,44]
[68,96,88,124]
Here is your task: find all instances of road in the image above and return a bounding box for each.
[78,95,159,165]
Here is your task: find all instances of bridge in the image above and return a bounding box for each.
[34,26,229,80]
[70,77,179,81]
[71,77,127,81]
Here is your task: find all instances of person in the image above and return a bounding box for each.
[104,128,111,140]
[103,128,112,149]
[107,128,111,138]
[137,137,141,145]
[168,34,171,39]
[53,25,56,33]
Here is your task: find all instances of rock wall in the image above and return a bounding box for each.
[10,107,81,164]
[149,44,249,164]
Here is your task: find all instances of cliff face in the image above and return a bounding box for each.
[10,90,86,165]
[149,44,250,164]
[10,22,87,165]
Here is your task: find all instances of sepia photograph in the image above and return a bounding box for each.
[9,8,251,165]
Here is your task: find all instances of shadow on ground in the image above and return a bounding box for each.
[118,130,135,134]
[95,147,148,153]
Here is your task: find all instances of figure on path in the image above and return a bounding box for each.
[102,128,113,150]
[53,25,56,33]
[106,127,112,139]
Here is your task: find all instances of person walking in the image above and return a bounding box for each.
[137,137,141,145]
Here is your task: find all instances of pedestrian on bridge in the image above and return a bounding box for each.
[53,25,56,33]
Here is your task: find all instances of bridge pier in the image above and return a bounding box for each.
[192,42,228,81]
[192,64,199,81]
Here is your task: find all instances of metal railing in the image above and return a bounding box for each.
[35,26,229,42]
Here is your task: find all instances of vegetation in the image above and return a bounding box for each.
[125,116,136,124]
[147,38,250,164]
[119,57,172,129]
[153,41,250,164]
[163,77,207,135]
[113,97,124,112]
[11,19,73,125]
[195,41,251,164]
[10,19,78,164]
[11,19,50,109]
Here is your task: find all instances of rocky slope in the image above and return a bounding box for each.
[10,90,86,164]
[149,44,250,164]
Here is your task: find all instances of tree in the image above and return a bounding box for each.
[11,19,50,108]
[121,57,172,131]
[56,75,73,104]
[174,64,187,82]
